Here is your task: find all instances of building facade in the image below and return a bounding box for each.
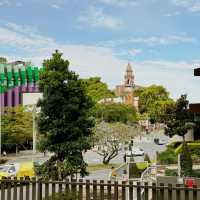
[99,63,139,109]
[0,62,42,113]
[115,63,139,109]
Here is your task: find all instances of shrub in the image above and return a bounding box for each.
[44,192,77,200]
[0,158,8,164]
[157,147,177,165]
[165,169,178,176]
[129,163,141,178]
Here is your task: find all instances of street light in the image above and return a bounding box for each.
[0,95,1,157]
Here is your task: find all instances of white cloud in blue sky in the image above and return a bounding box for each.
[0,0,200,102]
[78,6,122,29]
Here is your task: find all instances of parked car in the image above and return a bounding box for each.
[0,162,35,179]
[154,138,166,145]
[125,147,144,157]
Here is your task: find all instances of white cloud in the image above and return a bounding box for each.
[171,0,200,12]
[128,48,142,56]
[164,11,180,17]
[129,35,196,46]
[0,21,199,103]
[78,6,122,29]
[98,0,138,7]
[0,0,9,6]
[96,34,196,47]
[51,4,60,9]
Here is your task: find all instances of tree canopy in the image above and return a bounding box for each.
[81,77,115,102]
[36,50,95,178]
[135,85,174,122]
[92,103,138,123]
[2,106,33,148]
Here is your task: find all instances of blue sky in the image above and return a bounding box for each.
[0,0,200,102]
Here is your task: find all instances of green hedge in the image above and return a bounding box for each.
[157,147,177,165]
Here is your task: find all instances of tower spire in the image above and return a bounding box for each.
[124,63,134,87]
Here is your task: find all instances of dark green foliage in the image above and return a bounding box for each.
[180,143,193,177]
[81,77,115,102]
[165,94,195,139]
[164,94,195,176]
[92,103,138,123]
[157,147,177,165]
[37,50,94,178]
[129,163,141,178]
[144,154,151,163]
[165,169,178,176]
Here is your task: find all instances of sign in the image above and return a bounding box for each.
[22,92,43,106]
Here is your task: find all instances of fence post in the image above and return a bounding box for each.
[129,181,133,200]
[58,179,62,194]
[184,185,189,200]
[93,180,97,200]
[13,177,18,200]
[19,177,24,200]
[45,179,49,199]
[78,179,83,200]
[176,184,180,200]
[71,179,77,197]
[193,185,197,200]
[25,177,30,200]
[64,178,69,194]
[7,177,11,200]
[122,181,126,200]
[168,184,172,200]
[1,178,5,200]
[152,182,157,200]
[86,179,90,200]
[137,182,141,200]
[114,181,118,200]
[107,180,112,200]
[100,180,104,200]
[159,183,164,200]
[144,182,149,200]
[37,179,42,200]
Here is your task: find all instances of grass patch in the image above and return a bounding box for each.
[87,163,121,172]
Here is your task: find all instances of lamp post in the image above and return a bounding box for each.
[0,96,1,157]
[32,105,37,154]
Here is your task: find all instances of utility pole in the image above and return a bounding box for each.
[32,105,36,154]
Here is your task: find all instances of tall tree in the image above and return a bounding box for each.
[37,50,94,179]
[135,85,173,122]
[92,103,138,123]
[164,94,195,176]
[2,106,33,151]
[0,57,7,64]
[81,77,115,102]
[93,121,140,164]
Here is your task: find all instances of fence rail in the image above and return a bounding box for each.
[0,178,200,200]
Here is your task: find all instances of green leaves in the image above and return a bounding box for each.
[2,106,33,145]
[37,50,94,178]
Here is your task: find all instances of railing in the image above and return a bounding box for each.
[0,178,199,200]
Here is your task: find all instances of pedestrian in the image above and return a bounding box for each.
[123,154,127,163]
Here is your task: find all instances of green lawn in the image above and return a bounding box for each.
[87,163,121,172]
